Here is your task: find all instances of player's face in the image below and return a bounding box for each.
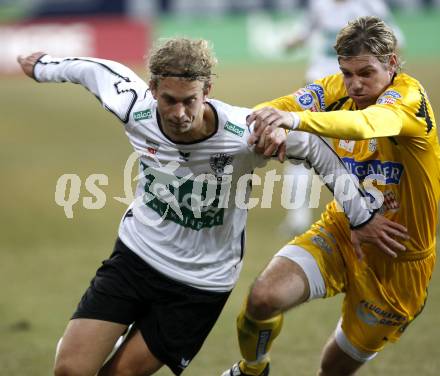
[151,77,209,138]
[339,54,397,109]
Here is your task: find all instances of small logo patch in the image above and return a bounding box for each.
[294,88,315,109]
[179,357,190,369]
[311,235,333,254]
[382,90,401,99]
[145,138,159,155]
[224,121,245,137]
[376,90,401,105]
[305,83,326,110]
[338,139,355,153]
[134,109,152,121]
[210,153,233,176]
[368,138,377,152]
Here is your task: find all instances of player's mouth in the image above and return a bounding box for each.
[169,121,190,127]
[351,93,366,99]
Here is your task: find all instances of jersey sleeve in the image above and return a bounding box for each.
[297,75,434,139]
[33,54,147,124]
[285,131,375,228]
[254,74,345,113]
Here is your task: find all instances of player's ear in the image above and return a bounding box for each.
[149,79,158,99]
[203,82,212,100]
[388,53,398,75]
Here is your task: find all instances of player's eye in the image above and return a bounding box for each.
[184,97,197,106]
[164,96,177,105]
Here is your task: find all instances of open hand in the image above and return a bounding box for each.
[351,214,409,259]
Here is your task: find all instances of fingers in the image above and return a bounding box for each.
[374,238,398,258]
[277,143,286,162]
[247,107,293,145]
[381,231,406,253]
[247,110,269,144]
[353,242,364,260]
[382,225,410,241]
[260,129,286,158]
[254,127,269,154]
[385,220,409,239]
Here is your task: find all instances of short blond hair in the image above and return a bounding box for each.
[147,37,217,90]
[335,16,401,69]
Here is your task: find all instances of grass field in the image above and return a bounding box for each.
[1,59,440,375]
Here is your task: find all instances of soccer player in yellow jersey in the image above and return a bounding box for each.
[222,16,439,376]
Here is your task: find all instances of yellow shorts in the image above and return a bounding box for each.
[287,214,436,353]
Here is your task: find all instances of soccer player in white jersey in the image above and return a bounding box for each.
[18,38,407,376]
[281,0,402,234]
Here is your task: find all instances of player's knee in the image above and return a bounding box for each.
[247,279,280,319]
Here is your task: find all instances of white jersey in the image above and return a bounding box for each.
[34,55,374,292]
[299,0,394,82]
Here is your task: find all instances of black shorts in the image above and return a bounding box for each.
[72,238,230,375]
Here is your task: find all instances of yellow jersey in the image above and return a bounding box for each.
[258,73,440,258]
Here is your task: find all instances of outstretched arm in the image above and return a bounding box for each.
[17,52,147,124]
[260,129,408,258]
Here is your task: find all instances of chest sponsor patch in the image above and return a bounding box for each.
[342,157,404,185]
[134,109,152,121]
[224,121,245,137]
[139,161,226,230]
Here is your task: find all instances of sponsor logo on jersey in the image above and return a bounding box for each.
[210,153,234,176]
[342,157,404,185]
[224,121,245,137]
[294,89,315,109]
[356,300,406,327]
[376,90,401,105]
[311,235,333,254]
[338,139,355,153]
[134,109,152,121]
[382,90,401,99]
[140,161,226,230]
[305,83,326,110]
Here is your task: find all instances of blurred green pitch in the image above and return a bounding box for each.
[1,61,439,375]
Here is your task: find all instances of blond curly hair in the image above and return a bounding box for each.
[147,37,217,90]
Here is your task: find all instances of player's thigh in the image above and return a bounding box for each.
[284,221,349,299]
[136,276,230,375]
[98,328,163,376]
[55,318,127,376]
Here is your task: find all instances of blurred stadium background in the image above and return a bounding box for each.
[1,0,440,375]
